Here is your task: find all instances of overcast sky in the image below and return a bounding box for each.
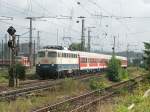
[0,0,150,52]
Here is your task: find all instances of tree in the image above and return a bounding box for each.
[143,42,150,71]
[107,55,122,82]
[69,43,82,51]
[69,43,88,51]
[16,63,26,80]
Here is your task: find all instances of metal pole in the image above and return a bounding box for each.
[9,35,11,67]
[37,31,40,50]
[4,34,7,59]
[81,19,85,51]
[7,26,17,87]
[112,36,116,55]
[33,40,35,66]
[2,40,3,66]
[88,29,91,52]
[10,35,16,87]
[57,29,59,46]
[16,35,20,56]
[127,44,129,66]
[29,18,33,68]
[12,35,17,86]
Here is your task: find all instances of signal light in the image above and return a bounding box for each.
[8,40,13,48]
[7,26,16,36]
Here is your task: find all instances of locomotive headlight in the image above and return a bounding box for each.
[38,62,40,66]
[51,64,54,66]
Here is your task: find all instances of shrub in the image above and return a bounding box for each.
[107,55,122,82]
[89,78,107,90]
[119,69,129,80]
[16,63,26,80]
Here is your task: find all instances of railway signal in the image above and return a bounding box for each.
[7,26,17,87]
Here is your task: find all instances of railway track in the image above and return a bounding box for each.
[32,75,145,112]
[0,73,101,100]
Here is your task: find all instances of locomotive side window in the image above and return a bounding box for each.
[48,52,57,57]
[38,51,45,57]
[58,52,62,57]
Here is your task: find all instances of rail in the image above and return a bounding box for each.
[0,73,101,100]
[32,75,145,112]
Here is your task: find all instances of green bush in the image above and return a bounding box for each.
[89,78,107,90]
[107,55,129,82]
[16,63,26,80]
[107,55,122,82]
[119,69,129,80]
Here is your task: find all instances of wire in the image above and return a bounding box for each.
[0,20,28,29]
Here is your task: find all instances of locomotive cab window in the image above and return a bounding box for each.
[38,51,45,57]
[48,52,57,57]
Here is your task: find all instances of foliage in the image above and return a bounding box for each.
[16,63,26,80]
[119,68,129,80]
[89,78,107,90]
[143,42,150,71]
[69,43,82,51]
[107,55,122,82]
[114,82,150,112]
[107,55,129,82]
[69,43,88,51]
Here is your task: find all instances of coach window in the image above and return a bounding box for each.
[67,53,69,58]
[75,54,77,58]
[58,53,61,57]
[73,54,75,58]
[60,53,62,57]
[70,54,73,58]
[38,51,45,57]
[62,53,65,57]
[48,52,57,57]
[64,53,67,58]
[68,53,70,58]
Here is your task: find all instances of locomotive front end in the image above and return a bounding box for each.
[36,49,58,78]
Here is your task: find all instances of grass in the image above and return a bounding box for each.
[119,81,150,112]
[89,77,109,90]
[0,69,8,83]
[0,66,147,112]
[0,78,89,112]
[127,67,147,78]
[96,80,150,112]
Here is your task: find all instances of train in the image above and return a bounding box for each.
[0,56,30,67]
[36,47,127,79]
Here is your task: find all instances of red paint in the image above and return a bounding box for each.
[80,63,87,67]
[89,63,98,67]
